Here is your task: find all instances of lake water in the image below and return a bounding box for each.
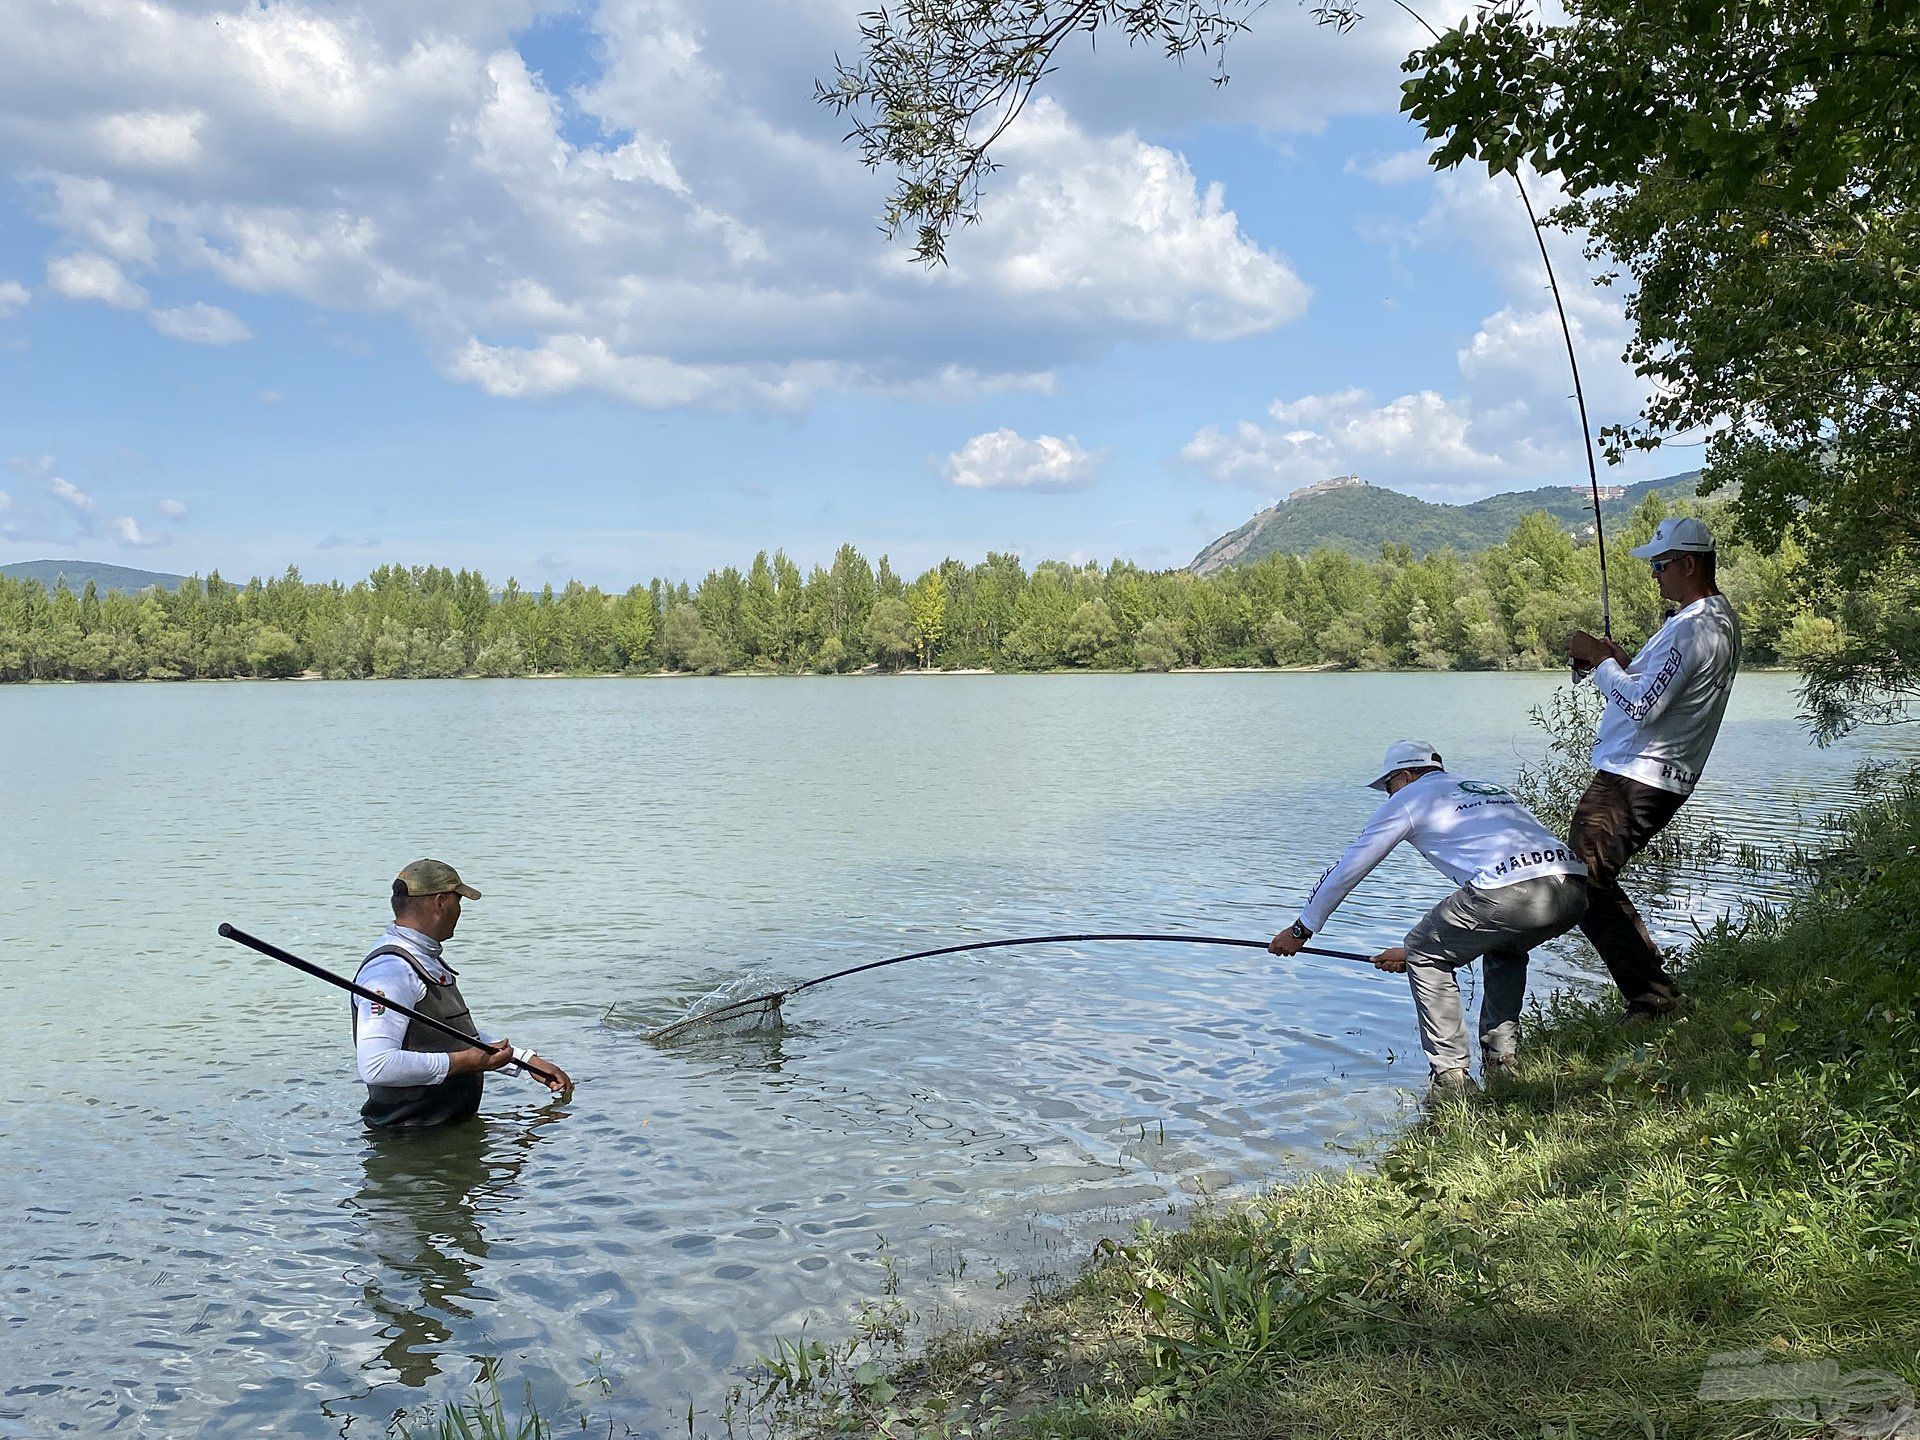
[2,672,1910,1437]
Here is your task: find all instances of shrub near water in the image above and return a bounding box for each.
[770,769,1920,1439]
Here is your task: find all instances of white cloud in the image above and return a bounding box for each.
[0,0,1313,412]
[1182,162,1664,500]
[0,280,28,317]
[1183,388,1506,496]
[0,490,10,511]
[50,476,95,512]
[1348,148,1432,185]
[112,515,166,546]
[944,99,1310,342]
[943,429,1103,492]
[258,389,284,404]
[46,252,148,309]
[157,498,187,517]
[94,109,204,170]
[149,302,252,344]
[1035,1,1427,136]
[446,335,815,412]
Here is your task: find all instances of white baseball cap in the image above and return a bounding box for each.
[1367,739,1442,791]
[1629,516,1715,559]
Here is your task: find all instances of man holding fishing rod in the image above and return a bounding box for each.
[351,859,573,1128]
[1564,515,1741,1023]
[1270,743,1589,1096]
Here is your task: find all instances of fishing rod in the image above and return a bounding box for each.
[219,922,567,1088]
[645,931,1378,1041]
[1390,0,1613,653]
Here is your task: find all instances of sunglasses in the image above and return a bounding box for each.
[1649,556,1686,574]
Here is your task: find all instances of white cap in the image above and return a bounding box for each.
[1629,516,1714,559]
[1367,739,1442,791]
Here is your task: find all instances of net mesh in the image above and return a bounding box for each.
[644,993,785,1043]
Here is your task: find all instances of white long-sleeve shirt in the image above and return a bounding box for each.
[1297,769,1586,934]
[352,924,497,1088]
[1587,593,1741,795]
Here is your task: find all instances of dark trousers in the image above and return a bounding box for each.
[1568,771,1688,1006]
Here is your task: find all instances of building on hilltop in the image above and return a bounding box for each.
[1287,474,1368,502]
[1571,483,1628,501]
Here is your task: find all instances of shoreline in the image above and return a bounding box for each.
[0,662,1803,687]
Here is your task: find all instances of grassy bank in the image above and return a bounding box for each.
[754,768,1920,1439]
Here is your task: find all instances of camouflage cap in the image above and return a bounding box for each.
[394,859,481,900]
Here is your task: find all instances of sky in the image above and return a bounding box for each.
[0,0,1687,589]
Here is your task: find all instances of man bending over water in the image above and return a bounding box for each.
[1271,743,1589,1097]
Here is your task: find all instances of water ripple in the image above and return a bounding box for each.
[0,673,1911,1437]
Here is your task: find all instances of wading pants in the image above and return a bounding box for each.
[1568,771,1689,1009]
[1402,874,1589,1076]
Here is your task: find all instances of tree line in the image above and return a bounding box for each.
[0,493,1838,683]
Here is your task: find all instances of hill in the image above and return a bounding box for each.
[0,559,190,593]
[1189,470,1705,573]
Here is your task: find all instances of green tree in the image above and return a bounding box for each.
[247,626,302,678]
[1260,610,1305,666]
[1062,599,1119,667]
[614,585,658,671]
[1403,0,1920,737]
[1133,616,1186,672]
[864,596,916,671]
[908,568,948,668]
[661,603,711,672]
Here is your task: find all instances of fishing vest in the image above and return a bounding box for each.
[351,944,485,1130]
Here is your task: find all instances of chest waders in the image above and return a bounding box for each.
[351,945,485,1129]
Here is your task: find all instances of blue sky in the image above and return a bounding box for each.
[0,0,1681,589]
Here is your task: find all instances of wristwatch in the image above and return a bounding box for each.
[1289,921,1312,941]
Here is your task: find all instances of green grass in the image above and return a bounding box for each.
[765,768,1920,1439]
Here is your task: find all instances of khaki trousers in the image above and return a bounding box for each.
[1402,874,1589,1075]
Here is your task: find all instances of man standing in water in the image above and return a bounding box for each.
[1565,516,1742,1023]
[1271,743,1589,1096]
[351,859,572,1129]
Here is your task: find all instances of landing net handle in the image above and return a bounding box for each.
[644,931,1374,1041]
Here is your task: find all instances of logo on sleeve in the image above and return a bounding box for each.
[368,988,386,1015]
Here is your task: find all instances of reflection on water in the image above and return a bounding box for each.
[351,1115,561,1388]
[1,673,1913,1438]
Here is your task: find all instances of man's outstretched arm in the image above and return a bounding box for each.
[1272,803,1412,953]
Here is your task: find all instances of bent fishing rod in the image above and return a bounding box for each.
[647,931,1378,1041]
[219,922,566,1088]
[1392,0,1613,653]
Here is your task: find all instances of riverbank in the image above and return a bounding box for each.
[745,765,1920,1439]
[0,661,1806,685]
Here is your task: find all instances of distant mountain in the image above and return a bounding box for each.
[1188,470,1705,574]
[0,559,191,593]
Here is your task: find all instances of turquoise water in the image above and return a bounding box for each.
[1,672,1906,1436]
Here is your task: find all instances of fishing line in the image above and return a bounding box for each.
[642,931,1376,1042]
